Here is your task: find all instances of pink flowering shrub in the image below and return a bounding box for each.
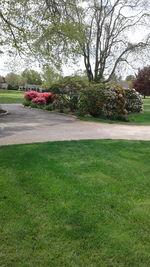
[39,92,55,104]
[24,91,39,101]
[31,97,46,105]
[24,91,55,108]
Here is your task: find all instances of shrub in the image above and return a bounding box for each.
[43,104,53,111]
[48,76,88,112]
[30,103,38,108]
[39,92,55,104]
[31,97,46,105]
[79,83,126,118]
[133,66,150,97]
[24,91,39,101]
[23,100,31,107]
[50,76,88,94]
[125,88,143,113]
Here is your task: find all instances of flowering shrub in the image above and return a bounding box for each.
[31,97,46,105]
[24,91,39,101]
[24,91,55,107]
[39,92,54,104]
[125,88,143,113]
[79,83,126,118]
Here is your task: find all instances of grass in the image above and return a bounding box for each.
[0,140,150,266]
[0,89,24,103]
[143,97,150,111]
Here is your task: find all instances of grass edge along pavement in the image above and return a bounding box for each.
[0,140,150,267]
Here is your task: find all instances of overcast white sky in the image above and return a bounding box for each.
[0,51,86,77]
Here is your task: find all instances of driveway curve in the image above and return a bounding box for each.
[0,103,150,146]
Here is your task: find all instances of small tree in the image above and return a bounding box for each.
[42,66,62,89]
[21,69,42,85]
[5,73,24,90]
[126,75,135,88]
[133,67,150,98]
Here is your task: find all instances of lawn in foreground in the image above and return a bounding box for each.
[0,140,150,266]
[0,90,24,103]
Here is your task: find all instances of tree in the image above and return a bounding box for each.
[42,66,62,88]
[33,0,150,82]
[5,72,25,89]
[0,1,29,54]
[126,75,135,82]
[1,0,150,83]
[21,69,42,85]
[126,75,135,88]
[133,66,150,98]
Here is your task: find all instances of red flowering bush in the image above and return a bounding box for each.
[31,97,46,105]
[39,92,54,104]
[24,91,39,101]
[24,91,55,109]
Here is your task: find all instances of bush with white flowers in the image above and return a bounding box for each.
[125,88,143,113]
[79,83,126,118]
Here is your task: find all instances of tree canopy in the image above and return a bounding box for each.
[0,0,150,82]
[5,72,24,89]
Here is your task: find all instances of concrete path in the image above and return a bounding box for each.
[0,103,150,146]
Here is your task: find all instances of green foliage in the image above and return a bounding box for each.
[5,72,24,89]
[43,104,53,111]
[1,0,150,83]
[42,66,62,89]
[23,100,31,107]
[21,69,42,85]
[126,75,135,82]
[30,103,39,108]
[50,76,88,94]
[50,76,88,112]
[79,83,126,118]
[125,88,143,113]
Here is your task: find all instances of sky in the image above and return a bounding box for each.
[0,52,85,77]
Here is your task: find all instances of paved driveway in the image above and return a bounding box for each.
[0,103,150,146]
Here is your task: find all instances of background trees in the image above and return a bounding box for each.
[42,66,62,89]
[4,69,42,90]
[21,69,42,85]
[0,0,150,83]
[5,73,24,89]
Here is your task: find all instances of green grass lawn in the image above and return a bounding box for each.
[0,89,24,103]
[0,140,150,266]
[143,97,150,110]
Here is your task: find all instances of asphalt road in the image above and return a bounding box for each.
[0,103,150,146]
